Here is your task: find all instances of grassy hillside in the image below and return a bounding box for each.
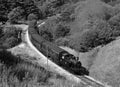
[78,38,120,87]
[0,49,84,87]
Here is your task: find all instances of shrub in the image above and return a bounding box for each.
[101,0,115,3]
[0,25,4,38]
[69,29,99,52]
[8,7,24,24]
[108,13,120,37]
[2,36,19,48]
[38,21,70,41]
[93,20,113,44]
[55,24,70,39]
[3,26,22,38]
[0,26,22,48]
[0,49,52,84]
[108,0,120,6]
[27,13,38,21]
[0,49,21,67]
[68,19,118,52]
[39,29,53,41]
[55,37,69,46]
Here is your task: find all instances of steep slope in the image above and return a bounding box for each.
[76,38,120,87]
[89,38,120,87]
[61,37,120,86]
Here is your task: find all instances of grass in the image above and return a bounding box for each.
[0,50,52,87]
[0,49,85,87]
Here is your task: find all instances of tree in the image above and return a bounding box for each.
[8,7,24,24]
[27,13,38,21]
[39,30,53,41]
[0,26,22,48]
[55,24,70,39]
[101,0,114,3]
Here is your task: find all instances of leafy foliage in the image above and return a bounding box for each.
[27,13,38,21]
[55,24,70,39]
[0,50,82,87]
[0,0,77,23]
[0,49,51,83]
[0,26,22,48]
[68,19,120,52]
[38,18,70,41]
[0,0,41,23]
[101,0,114,3]
[39,29,53,41]
[8,7,24,24]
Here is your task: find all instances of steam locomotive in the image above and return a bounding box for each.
[28,20,89,75]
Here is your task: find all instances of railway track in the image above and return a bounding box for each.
[76,75,111,87]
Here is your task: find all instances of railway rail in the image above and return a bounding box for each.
[76,75,111,87]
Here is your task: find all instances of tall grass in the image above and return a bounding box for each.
[0,49,84,87]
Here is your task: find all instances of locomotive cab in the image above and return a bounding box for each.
[60,52,81,67]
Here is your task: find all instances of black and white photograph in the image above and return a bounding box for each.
[0,0,119,87]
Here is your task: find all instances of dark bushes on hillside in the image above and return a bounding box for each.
[69,19,120,52]
[8,7,24,24]
[55,37,69,46]
[0,49,52,84]
[39,29,53,41]
[38,17,71,41]
[55,24,70,39]
[69,29,99,52]
[0,26,22,48]
[0,49,21,67]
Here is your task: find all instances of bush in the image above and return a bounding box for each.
[69,29,99,52]
[0,25,4,38]
[2,36,19,48]
[55,24,70,39]
[27,13,38,21]
[3,26,22,38]
[59,4,76,22]
[55,37,69,46]
[0,49,52,84]
[8,7,24,24]
[38,20,70,41]
[101,0,116,3]
[39,29,53,41]
[68,19,119,52]
[0,26,22,48]
[108,0,120,6]
[108,13,120,37]
[0,50,21,67]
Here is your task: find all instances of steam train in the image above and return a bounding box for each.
[28,20,89,75]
